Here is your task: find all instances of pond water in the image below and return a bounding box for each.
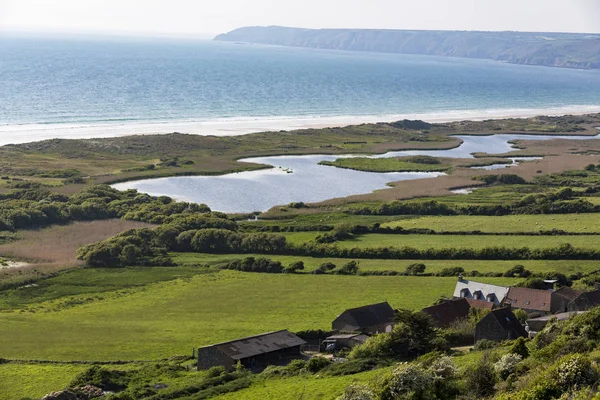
[112,134,599,213]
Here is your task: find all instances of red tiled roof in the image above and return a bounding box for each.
[505,287,552,312]
[465,298,494,310]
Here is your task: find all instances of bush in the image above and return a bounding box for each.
[405,263,426,276]
[494,353,522,380]
[464,356,497,398]
[337,383,376,400]
[206,366,227,378]
[553,354,598,388]
[474,339,497,351]
[437,267,464,277]
[510,337,530,359]
[382,363,434,400]
[334,260,360,275]
[325,359,380,377]
[306,356,332,373]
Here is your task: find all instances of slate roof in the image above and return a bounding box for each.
[199,330,306,361]
[487,307,528,338]
[453,279,509,305]
[334,302,395,330]
[553,287,582,302]
[505,287,552,312]
[421,298,471,327]
[572,290,600,306]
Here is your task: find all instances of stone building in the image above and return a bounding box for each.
[475,307,527,343]
[197,330,306,370]
[332,302,396,334]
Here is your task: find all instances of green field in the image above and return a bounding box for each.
[0,268,517,361]
[382,214,600,233]
[173,253,600,275]
[278,232,600,250]
[0,363,87,400]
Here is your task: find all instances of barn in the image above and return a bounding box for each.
[197,330,306,371]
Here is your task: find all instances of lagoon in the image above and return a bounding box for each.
[112,134,599,213]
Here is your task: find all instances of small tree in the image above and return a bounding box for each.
[285,260,305,273]
[405,263,426,276]
[336,261,359,275]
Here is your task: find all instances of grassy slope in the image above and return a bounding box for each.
[214,368,390,400]
[172,253,600,275]
[0,269,517,361]
[0,363,87,400]
[382,214,600,233]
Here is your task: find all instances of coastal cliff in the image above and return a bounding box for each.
[215,26,600,69]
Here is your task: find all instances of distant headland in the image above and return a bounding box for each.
[215,26,600,70]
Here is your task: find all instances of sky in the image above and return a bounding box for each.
[1,0,599,38]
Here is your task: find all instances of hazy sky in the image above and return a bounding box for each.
[1,0,599,37]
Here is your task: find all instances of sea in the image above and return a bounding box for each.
[2,33,600,145]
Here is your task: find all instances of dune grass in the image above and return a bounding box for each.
[0,219,154,289]
[0,269,518,361]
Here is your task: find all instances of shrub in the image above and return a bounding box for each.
[325,359,380,377]
[438,267,464,277]
[474,339,497,351]
[428,355,457,380]
[306,356,332,373]
[494,353,522,380]
[206,366,227,378]
[337,383,376,400]
[553,354,598,388]
[334,260,360,275]
[464,356,497,398]
[405,263,426,276]
[510,337,530,359]
[382,363,434,400]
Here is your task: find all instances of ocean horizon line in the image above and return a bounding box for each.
[1,104,600,146]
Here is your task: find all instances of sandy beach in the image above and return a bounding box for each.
[1,105,600,146]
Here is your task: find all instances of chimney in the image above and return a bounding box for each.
[458,274,463,282]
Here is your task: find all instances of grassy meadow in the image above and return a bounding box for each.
[0,363,88,400]
[382,214,600,233]
[0,268,518,361]
[280,231,600,251]
[172,252,600,276]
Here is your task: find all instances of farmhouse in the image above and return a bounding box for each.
[568,290,600,312]
[422,297,494,327]
[422,298,471,327]
[332,302,395,334]
[504,287,552,316]
[197,330,306,370]
[551,286,582,314]
[475,307,527,343]
[453,277,509,305]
